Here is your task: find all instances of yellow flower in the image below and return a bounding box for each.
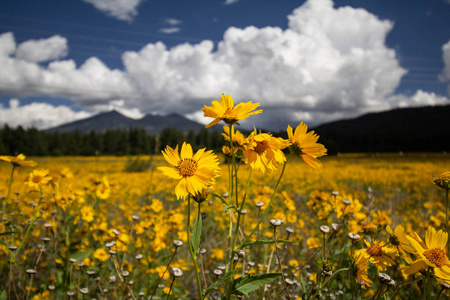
[158,142,220,200]
[81,205,95,223]
[307,237,320,249]
[351,253,373,289]
[434,171,450,190]
[0,153,37,168]
[287,122,327,169]
[386,225,415,264]
[356,240,397,271]
[202,93,262,128]
[96,177,111,200]
[25,168,52,190]
[405,227,450,283]
[93,248,109,262]
[222,125,247,146]
[242,132,290,174]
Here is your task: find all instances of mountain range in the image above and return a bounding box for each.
[47,105,450,152]
[46,110,205,135]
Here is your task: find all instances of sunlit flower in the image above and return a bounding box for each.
[241,132,290,174]
[93,248,109,262]
[356,240,397,271]
[386,225,415,263]
[81,205,95,223]
[307,237,320,249]
[96,177,111,200]
[405,227,450,283]
[25,168,52,190]
[350,253,373,289]
[158,142,220,200]
[202,94,262,128]
[434,171,450,190]
[222,125,247,146]
[0,153,37,168]
[287,122,327,169]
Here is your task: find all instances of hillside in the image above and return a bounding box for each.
[46,110,205,135]
[313,105,450,153]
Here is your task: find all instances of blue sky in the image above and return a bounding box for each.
[0,0,449,131]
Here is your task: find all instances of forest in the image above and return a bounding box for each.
[0,125,225,156]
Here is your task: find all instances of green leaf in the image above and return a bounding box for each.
[0,231,18,236]
[223,205,238,213]
[300,274,307,296]
[210,193,228,206]
[232,273,281,297]
[203,269,240,297]
[236,239,298,250]
[69,251,91,263]
[191,216,202,257]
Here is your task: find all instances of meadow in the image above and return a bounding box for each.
[1,95,450,299]
[1,152,449,299]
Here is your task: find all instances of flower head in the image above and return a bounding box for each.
[355,239,398,271]
[25,169,52,190]
[241,132,290,174]
[202,94,262,128]
[158,142,220,200]
[405,227,450,283]
[434,172,450,190]
[287,122,327,169]
[0,154,37,168]
[351,253,373,289]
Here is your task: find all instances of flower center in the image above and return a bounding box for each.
[367,244,383,256]
[222,108,237,123]
[254,141,268,154]
[177,158,198,177]
[32,175,42,183]
[424,248,448,267]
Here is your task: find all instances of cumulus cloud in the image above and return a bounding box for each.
[83,0,145,21]
[439,40,450,97]
[164,18,182,26]
[15,35,68,63]
[224,0,239,5]
[0,0,449,131]
[0,99,92,129]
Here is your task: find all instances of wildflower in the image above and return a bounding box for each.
[356,240,397,271]
[96,177,111,200]
[80,205,95,223]
[434,172,450,190]
[350,253,373,289]
[158,142,220,200]
[93,248,109,262]
[405,227,450,282]
[287,122,327,169]
[242,132,290,174]
[0,153,37,168]
[202,93,262,128]
[25,169,52,190]
[307,237,320,249]
[386,225,415,263]
[222,125,247,147]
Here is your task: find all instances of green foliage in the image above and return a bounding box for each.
[231,273,281,297]
[0,125,223,156]
[191,215,202,257]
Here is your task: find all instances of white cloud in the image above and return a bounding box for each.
[83,0,145,21]
[164,18,182,26]
[224,0,239,4]
[0,0,449,131]
[159,28,181,34]
[0,99,92,129]
[439,40,450,97]
[15,35,68,63]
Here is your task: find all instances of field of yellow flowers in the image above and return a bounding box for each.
[1,94,450,299]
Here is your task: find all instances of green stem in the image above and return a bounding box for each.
[446,189,449,255]
[240,153,293,247]
[12,187,43,262]
[309,268,349,299]
[186,195,203,299]
[232,168,253,249]
[1,166,16,219]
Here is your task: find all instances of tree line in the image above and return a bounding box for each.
[0,125,225,156]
